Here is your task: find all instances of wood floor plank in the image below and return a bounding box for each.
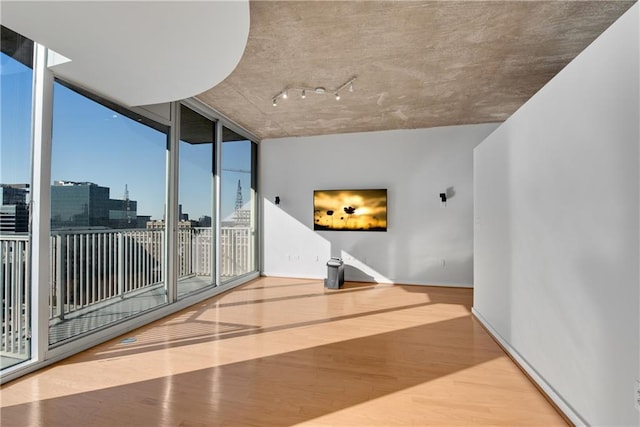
[0,277,568,426]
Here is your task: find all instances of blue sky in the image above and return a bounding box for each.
[1,51,32,190]
[1,51,253,222]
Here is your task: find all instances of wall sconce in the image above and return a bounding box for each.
[275,196,280,206]
[272,76,357,107]
[439,193,447,207]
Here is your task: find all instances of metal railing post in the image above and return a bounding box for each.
[55,235,65,320]
[118,232,124,299]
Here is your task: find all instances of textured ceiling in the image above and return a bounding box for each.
[196,1,635,141]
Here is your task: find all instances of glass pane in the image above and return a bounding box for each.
[221,127,256,282]
[177,105,215,297]
[0,26,34,369]
[49,81,168,345]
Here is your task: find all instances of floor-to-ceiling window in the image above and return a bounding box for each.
[48,81,169,345]
[1,31,260,380]
[177,104,216,296]
[0,26,34,369]
[221,127,257,282]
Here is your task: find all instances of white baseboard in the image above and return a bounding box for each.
[472,308,586,426]
[260,272,472,288]
[260,272,325,280]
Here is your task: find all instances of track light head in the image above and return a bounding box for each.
[272,98,277,107]
[282,90,288,99]
[335,93,340,101]
[301,89,306,99]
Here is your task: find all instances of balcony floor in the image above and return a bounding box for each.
[0,355,25,370]
[1,276,216,370]
[48,275,215,346]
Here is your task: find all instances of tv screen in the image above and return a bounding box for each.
[313,189,387,231]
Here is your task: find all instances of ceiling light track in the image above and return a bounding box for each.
[272,76,357,107]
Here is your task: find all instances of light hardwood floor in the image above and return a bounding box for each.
[1,277,568,426]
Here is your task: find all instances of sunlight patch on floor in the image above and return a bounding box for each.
[0,279,472,408]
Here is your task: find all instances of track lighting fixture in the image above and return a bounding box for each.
[271,76,357,107]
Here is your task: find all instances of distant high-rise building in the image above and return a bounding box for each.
[1,185,28,205]
[51,181,110,229]
[198,215,212,228]
[108,197,139,229]
[0,205,28,233]
[136,215,152,229]
[51,181,138,229]
[0,184,29,233]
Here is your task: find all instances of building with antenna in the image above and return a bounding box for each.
[233,179,250,226]
[220,179,250,228]
[51,181,139,229]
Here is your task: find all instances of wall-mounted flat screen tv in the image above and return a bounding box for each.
[313,189,387,231]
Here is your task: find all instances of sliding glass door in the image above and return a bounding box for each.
[49,81,169,345]
[177,104,216,296]
[0,26,34,369]
[220,127,257,282]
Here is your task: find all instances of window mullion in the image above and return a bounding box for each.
[30,44,54,362]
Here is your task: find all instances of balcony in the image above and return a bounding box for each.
[1,226,253,368]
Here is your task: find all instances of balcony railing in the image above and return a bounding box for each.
[1,236,30,361]
[1,226,253,362]
[49,228,166,321]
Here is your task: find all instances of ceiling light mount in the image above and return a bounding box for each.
[272,76,357,107]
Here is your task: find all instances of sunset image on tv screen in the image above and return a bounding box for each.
[313,189,387,231]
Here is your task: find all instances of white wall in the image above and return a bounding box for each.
[474,4,639,426]
[260,123,498,286]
